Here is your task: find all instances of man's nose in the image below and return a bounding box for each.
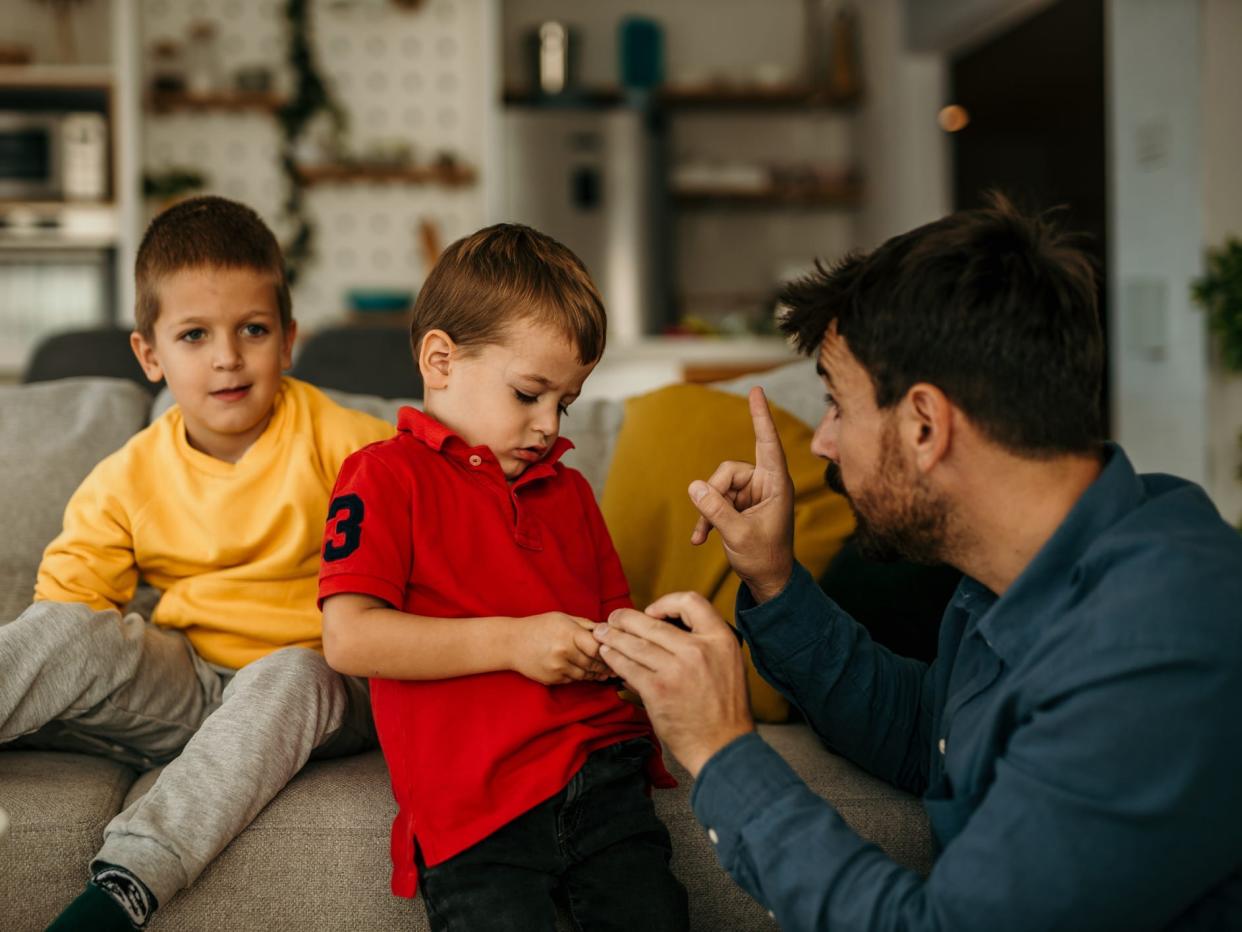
[810,412,837,460]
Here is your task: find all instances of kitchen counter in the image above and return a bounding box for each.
[582,334,799,400]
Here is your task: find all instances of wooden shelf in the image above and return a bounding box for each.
[672,180,863,209]
[502,84,860,111]
[0,65,113,90]
[148,90,287,114]
[661,85,860,110]
[294,163,476,187]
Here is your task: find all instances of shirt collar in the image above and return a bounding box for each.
[395,406,574,482]
[973,443,1144,664]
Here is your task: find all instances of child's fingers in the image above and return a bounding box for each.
[573,628,602,659]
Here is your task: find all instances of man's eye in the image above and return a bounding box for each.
[514,390,538,405]
[242,323,269,337]
[180,328,206,342]
[557,403,569,418]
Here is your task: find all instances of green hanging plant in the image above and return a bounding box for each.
[1192,237,1242,371]
[277,0,347,286]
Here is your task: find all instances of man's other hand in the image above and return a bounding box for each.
[595,592,755,778]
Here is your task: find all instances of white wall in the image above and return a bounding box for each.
[1202,0,1242,524]
[138,0,491,332]
[1107,0,1209,488]
[854,0,950,248]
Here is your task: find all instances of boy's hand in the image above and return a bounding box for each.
[515,613,610,685]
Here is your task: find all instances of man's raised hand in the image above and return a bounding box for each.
[687,387,795,602]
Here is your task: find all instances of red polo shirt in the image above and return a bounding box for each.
[318,407,673,897]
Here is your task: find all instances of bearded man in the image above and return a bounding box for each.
[594,198,1242,931]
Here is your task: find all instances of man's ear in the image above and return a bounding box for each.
[901,382,953,474]
[280,319,298,371]
[418,329,456,389]
[130,331,165,384]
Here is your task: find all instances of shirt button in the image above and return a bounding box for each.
[707,828,719,844]
[468,454,482,466]
[938,738,947,755]
[768,910,776,919]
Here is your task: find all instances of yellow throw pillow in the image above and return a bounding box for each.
[601,383,855,722]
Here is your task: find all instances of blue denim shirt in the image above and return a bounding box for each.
[692,445,1242,931]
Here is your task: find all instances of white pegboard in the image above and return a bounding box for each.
[139,0,488,331]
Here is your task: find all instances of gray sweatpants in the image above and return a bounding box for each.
[0,600,374,906]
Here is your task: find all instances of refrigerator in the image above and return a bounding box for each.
[501,106,668,343]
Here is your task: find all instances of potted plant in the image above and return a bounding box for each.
[1193,237,1242,526]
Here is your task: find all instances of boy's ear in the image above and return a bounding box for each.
[418,329,456,389]
[130,331,165,384]
[280,319,298,370]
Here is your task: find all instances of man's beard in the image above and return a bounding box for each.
[825,428,949,565]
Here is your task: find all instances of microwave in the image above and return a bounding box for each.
[0,111,109,202]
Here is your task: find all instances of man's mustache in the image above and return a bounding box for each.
[825,461,847,496]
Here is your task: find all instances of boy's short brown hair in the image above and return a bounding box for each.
[134,195,291,341]
[410,223,607,364]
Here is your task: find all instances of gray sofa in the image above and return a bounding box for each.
[0,371,933,931]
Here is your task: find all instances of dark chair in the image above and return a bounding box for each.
[291,326,423,400]
[21,327,159,395]
[818,536,961,663]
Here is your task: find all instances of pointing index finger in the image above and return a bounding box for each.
[748,386,788,473]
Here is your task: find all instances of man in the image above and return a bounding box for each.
[594,198,1242,930]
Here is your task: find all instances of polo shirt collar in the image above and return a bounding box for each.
[974,442,1143,664]
[396,406,574,480]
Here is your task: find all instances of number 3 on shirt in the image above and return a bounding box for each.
[324,494,364,561]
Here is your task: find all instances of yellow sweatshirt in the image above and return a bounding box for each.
[36,377,394,669]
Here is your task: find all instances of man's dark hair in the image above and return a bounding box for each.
[779,194,1103,456]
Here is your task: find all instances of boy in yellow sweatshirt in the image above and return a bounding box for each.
[0,196,394,931]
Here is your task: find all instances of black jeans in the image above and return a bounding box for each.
[415,738,689,932]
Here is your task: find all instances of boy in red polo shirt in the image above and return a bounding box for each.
[318,224,689,932]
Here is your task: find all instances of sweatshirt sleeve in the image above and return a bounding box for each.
[35,453,139,612]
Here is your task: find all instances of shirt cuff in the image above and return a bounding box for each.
[690,732,807,869]
[735,562,819,659]
[737,560,812,615]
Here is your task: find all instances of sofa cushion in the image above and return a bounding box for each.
[600,384,856,722]
[0,750,137,930]
[713,359,825,430]
[133,726,929,931]
[0,379,152,622]
[147,751,407,931]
